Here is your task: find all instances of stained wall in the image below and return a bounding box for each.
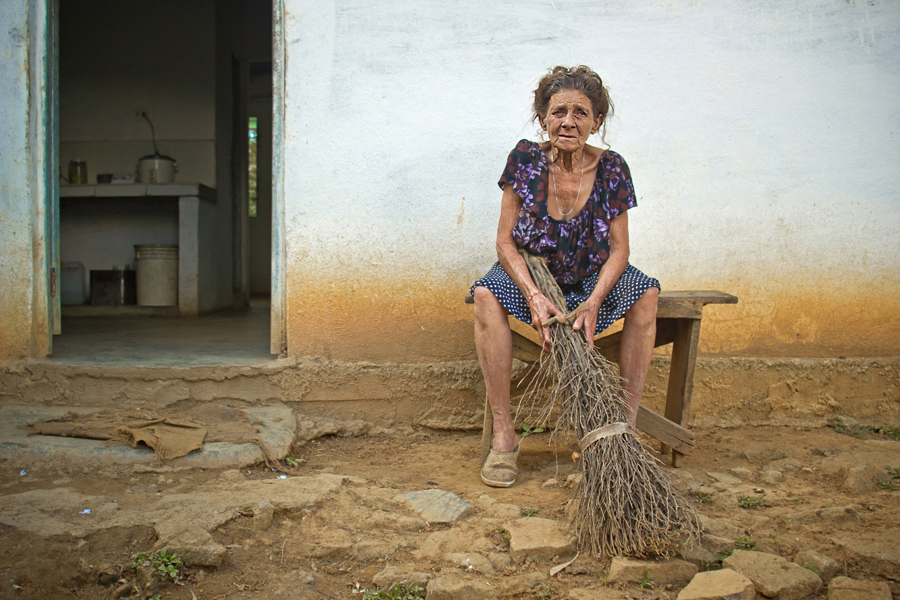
[281,0,900,362]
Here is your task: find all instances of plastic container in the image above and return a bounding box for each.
[135,244,179,306]
[68,160,88,184]
[60,261,87,305]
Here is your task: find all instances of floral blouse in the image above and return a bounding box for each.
[499,139,638,285]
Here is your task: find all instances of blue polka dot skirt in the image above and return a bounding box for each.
[471,262,661,336]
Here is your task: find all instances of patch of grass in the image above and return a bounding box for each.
[638,568,655,590]
[880,426,900,441]
[734,535,755,550]
[537,584,557,600]
[702,560,723,571]
[129,548,184,583]
[877,480,897,491]
[362,583,426,600]
[520,422,545,437]
[692,491,714,504]
[738,495,770,510]
[829,417,875,438]
[792,497,811,504]
[886,466,900,479]
[716,549,733,561]
[285,457,306,468]
[520,507,539,517]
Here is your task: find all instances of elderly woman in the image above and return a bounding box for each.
[472,66,660,488]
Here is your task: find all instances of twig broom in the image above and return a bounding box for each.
[519,250,700,557]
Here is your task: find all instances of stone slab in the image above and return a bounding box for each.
[723,549,822,600]
[608,557,697,585]
[828,576,892,600]
[504,517,575,564]
[0,404,295,468]
[676,569,755,600]
[394,489,470,523]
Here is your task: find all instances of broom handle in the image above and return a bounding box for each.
[517,250,567,313]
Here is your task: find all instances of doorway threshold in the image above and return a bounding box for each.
[48,299,275,368]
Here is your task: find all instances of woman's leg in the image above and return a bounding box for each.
[618,286,659,429]
[473,285,518,453]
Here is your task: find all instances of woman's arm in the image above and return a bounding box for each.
[496,184,563,350]
[571,211,630,348]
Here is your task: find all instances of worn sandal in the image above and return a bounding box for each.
[480,445,520,488]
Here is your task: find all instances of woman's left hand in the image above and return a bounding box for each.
[571,297,602,349]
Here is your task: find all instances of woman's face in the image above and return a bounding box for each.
[540,89,602,154]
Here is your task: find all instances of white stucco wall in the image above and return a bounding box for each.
[0,2,50,360]
[282,0,900,361]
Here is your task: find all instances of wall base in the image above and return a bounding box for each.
[1,356,897,430]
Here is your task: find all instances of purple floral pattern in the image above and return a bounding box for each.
[500,139,638,285]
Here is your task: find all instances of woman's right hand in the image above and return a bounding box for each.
[527,291,564,351]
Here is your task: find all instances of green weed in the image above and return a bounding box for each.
[886,466,900,479]
[738,495,770,510]
[693,492,714,504]
[877,480,897,491]
[734,535,755,550]
[362,583,426,600]
[129,548,183,582]
[520,507,539,517]
[638,568,654,590]
[881,426,900,441]
[285,457,306,468]
[520,423,545,437]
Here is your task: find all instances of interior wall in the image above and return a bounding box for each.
[58,0,216,185]
[248,69,273,295]
[281,0,900,363]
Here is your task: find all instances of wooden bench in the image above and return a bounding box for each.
[466,290,738,466]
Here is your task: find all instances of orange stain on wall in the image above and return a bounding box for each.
[285,271,900,363]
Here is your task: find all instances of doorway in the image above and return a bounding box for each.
[49,0,281,365]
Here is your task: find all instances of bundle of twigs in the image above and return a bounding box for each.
[519,251,700,557]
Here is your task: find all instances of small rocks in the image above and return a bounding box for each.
[761,469,783,485]
[841,466,875,494]
[371,565,430,589]
[677,544,717,568]
[252,501,274,531]
[832,533,900,580]
[542,478,558,488]
[701,534,736,556]
[426,574,497,600]
[723,549,822,599]
[445,552,494,574]
[607,557,697,585]
[395,489,469,523]
[676,568,755,600]
[158,525,227,567]
[827,576,891,600]
[504,517,575,564]
[707,472,742,486]
[783,505,862,526]
[567,589,628,600]
[793,550,839,582]
[497,572,546,596]
[730,467,753,479]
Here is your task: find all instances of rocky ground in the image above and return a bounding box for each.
[0,421,898,599]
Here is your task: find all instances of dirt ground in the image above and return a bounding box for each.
[1,422,898,600]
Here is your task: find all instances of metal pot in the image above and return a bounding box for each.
[137,153,177,184]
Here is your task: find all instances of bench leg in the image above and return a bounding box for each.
[662,318,701,467]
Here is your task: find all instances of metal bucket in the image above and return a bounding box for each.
[135,244,178,306]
